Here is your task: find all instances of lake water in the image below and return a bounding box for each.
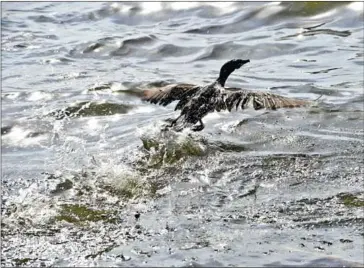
[1,2,364,267]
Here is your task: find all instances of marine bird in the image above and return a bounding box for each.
[143,59,309,131]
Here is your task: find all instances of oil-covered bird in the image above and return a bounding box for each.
[142,59,309,131]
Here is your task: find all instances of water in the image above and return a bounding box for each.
[1,2,364,267]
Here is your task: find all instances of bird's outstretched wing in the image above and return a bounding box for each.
[142,83,310,111]
[142,83,200,109]
[223,88,310,111]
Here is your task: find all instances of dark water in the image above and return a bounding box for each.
[1,2,364,267]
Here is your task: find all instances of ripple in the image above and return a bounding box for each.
[281,28,351,40]
[273,84,346,97]
[87,81,170,98]
[27,91,53,101]
[90,35,157,54]
[308,67,342,74]
[28,15,59,23]
[1,125,13,136]
[153,43,200,59]
[123,35,157,46]
[48,101,134,120]
[68,35,158,59]
[1,125,48,147]
[193,41,298,61]
[278,2,348,17]
[41,57,74,65]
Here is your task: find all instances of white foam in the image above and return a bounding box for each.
[108,113,126,122]
[216,120,241,133]
[168,2,238,14]
[256,4,285,19]
[140,2,162,14]
[86,117,103,133]
[65,72,84,79]
[111,2,119,9]
[27,91,52,101]
[169,2,200,10]
[3,184,57,227]
[3,92,21,100]
[110,82,124,91]
[204,111,224,121]
[26,45,41,49]
[128,105,156,115]
[207,2,238,14]
[348,2,363,12]
[311,9,337,20]
[117,3,132,14]
[135,120,164,138]
[1,126,48,147]
[128,2,239,15]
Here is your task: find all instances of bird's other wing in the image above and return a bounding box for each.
[142,83,200,107]
[224,88,310,112]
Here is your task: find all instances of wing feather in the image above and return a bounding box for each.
[224,88,309,111]
[142,83,200,108]
[143,84,310,112]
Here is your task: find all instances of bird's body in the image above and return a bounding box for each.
[176,81,225,130]
[143,59,310,131]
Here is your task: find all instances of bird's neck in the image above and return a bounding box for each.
[217,69,233,87]
[216,77,226,87]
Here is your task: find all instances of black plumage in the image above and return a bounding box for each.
[143,59,309,131]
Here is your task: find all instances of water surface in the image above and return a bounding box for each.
[1,2,364,267]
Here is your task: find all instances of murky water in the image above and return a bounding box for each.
[1,2,364,267]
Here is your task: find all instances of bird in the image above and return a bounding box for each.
[142,59,310,131]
